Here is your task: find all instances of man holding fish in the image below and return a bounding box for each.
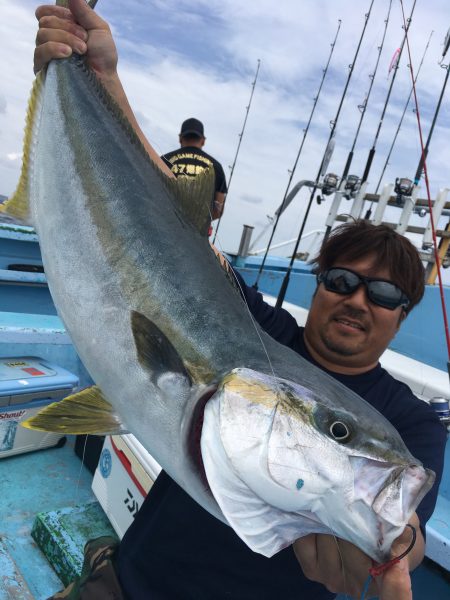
[30,1,446,599]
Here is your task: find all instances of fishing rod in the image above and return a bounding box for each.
[275,0,375,309]
[413,30,450,186]
[212,59,261,244]
[322,0,394,238]
[251,19,342,289]
[340,0,393,186]
[370,29,433,201]
[399,2,450,375]
[358,0,417,190]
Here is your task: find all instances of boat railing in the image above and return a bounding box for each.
[251,228,325,261]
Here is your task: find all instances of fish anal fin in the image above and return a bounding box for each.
[131,311,192,385]
[21,385,127,435]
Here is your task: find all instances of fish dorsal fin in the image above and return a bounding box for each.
[0,73,45,225]
[21,385,127,435]
[131,310,192,385]
[165,167,216,237]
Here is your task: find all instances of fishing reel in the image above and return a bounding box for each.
[344,174,361,200]
[394,177,414,207]
[430,397,450,432]
[414,206,427,218]
[317,173,339,204]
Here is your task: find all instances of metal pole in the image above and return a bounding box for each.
[212,59,261,243]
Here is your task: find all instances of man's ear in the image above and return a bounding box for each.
[397,309,407,329]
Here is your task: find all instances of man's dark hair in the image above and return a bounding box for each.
[313,220,425,314]
[181,133,202,143]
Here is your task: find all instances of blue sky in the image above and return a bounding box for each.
[1,0,449,256]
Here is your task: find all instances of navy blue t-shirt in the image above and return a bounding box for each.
[118,276,446,600]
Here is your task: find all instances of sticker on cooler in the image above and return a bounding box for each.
[0,410,26,452]
[100,448,112,478]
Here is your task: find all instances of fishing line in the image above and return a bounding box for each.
[212,237,278,381]
[325,518,351,600]
[74,433,90,505]
[399,0,450,367]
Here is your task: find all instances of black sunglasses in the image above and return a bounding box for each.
[317,267,410,311]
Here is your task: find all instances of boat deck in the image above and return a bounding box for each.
[0,437,96,600]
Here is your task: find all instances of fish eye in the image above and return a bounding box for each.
[329,420,351,442]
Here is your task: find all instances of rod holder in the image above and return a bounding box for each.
[236,225,254,267]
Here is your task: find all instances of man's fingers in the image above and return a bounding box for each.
[36,27,87,54]
[68,0,109,32]
[35,5,75,22]
[34,42,73,74]
[377,559,412,600]
[38,15,88,42]
[293,535,319,580]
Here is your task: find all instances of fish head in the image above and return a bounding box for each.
[201,367,435,561]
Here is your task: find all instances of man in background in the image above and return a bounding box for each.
[162,118,228,223]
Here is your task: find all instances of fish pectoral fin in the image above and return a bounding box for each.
[166,167,215,237]
[131,310,192,386]
[21,385,128,435]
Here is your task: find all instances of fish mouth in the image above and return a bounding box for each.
[372,463,435,525]
[351,456,435,526]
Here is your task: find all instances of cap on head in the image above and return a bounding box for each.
[180,118,204,138]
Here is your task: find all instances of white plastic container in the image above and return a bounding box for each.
[0,356,78,458]
[92,434,161,539]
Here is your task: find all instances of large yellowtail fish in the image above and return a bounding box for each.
[1,0,434,561]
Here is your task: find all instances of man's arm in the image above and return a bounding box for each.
[294,513,423,599]
[34,0,173,178]
[211,191,226,220]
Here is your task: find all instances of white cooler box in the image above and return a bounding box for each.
[92,434,161,538]
[0,356,79,457]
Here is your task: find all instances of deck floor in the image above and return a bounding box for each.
[0,437,96,600]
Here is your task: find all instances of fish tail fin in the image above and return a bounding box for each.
[0,73,45,225]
